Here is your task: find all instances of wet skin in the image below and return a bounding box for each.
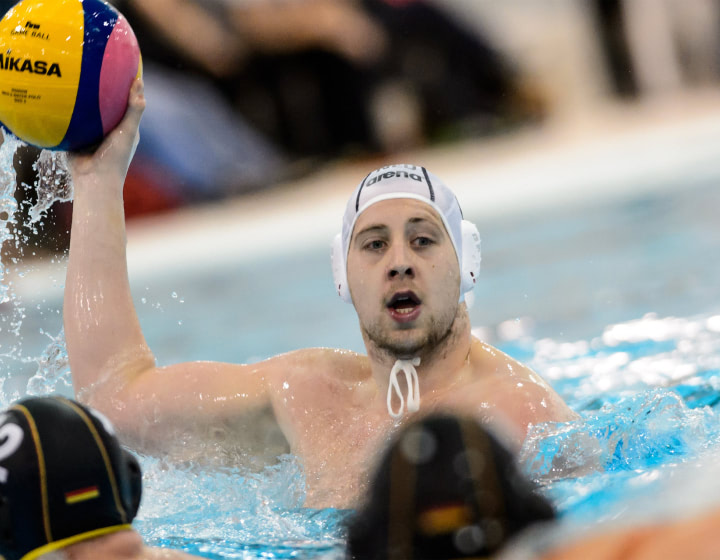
[64,81,578,510]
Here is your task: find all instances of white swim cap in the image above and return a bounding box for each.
[331,164,481,304]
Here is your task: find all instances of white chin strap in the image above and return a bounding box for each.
[387,358,421,419]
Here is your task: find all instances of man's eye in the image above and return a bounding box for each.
[365,240,386,250]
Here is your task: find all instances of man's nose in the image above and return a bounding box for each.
[388,264,414,279]
[387,244,415,280]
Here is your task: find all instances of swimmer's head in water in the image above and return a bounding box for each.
[0,396,142,560]
[347,414,556,558]
[331,164,481,305]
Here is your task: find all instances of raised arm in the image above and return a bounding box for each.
[62,81,288,459]
[64,79,154,398]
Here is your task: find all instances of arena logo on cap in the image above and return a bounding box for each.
[365,165,424,187]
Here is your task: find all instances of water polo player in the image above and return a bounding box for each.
[347,413,557,559]
[63,79,576,509]
[0,396,199,560]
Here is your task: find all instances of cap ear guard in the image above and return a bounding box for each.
[460,220,481,296]
[331,233,352,304]
[122,450,143,521]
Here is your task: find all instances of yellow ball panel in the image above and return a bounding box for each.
[0,0,84,147]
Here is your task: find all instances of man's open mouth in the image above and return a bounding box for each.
[387,291,422,316]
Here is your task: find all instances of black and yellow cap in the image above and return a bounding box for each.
[347,414,556,559]
[0,396,142,560]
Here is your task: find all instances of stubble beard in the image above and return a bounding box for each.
[362,304,459,362]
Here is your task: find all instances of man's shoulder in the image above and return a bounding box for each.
[270,347,370,381]
[468,337,537,380]
[469,337,516,365]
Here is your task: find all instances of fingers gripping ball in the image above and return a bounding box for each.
[0,0,142,151]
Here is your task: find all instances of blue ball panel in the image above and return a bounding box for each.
[58,0,118,151]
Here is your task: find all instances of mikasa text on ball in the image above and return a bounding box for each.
[0,0,142,151]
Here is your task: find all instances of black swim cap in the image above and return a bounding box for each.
[0,396,142,560]
[347,414,555,559]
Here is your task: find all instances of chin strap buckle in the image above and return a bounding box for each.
[387,357,421,419]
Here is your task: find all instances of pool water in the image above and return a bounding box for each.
[2,127,720,558]
[132,309,720,559]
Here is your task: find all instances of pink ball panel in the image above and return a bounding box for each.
[98,16,141,135]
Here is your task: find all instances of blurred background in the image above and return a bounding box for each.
[3,0,720,242]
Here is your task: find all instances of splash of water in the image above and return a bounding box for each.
[25,327,72,397]
[28,150,73,226]
[0,130,25,403]
[0,130,73,404]
[0,131,21,304]
[518,313,720,529]
[135,453,348,557]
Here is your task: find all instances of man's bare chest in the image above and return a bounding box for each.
[289,406,400,507]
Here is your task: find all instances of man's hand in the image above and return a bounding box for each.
[68,79,145,184]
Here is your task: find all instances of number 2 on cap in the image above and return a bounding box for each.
[0,414,24,483]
